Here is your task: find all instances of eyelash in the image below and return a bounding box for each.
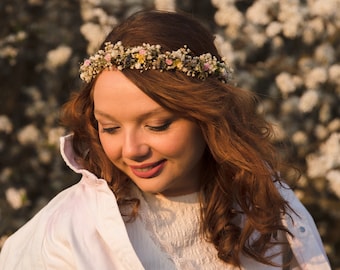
[100,121,172,134]
[147,121,172,132]
[101,127,119,134]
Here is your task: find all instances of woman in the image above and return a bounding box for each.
[0,10,330,269]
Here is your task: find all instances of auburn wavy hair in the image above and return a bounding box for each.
[61,10,293,268]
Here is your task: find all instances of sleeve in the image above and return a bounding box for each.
[0,178,144,270]
[279,183,331,270]
[0,204,59,270]
[0,185,79,270]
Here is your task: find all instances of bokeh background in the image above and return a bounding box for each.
[1,0,339,267]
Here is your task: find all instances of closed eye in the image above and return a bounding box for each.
[101,127,120,134]
[147,121,172,132]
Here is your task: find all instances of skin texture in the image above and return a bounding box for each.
[93,70,206,196]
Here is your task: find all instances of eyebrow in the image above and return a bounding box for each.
[94,107,169,121]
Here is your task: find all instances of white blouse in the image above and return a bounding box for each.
[0,135,331,269]
[125,188,288,269]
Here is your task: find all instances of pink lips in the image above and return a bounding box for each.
[129,160,166,178]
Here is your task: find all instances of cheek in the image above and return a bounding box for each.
[99,134,121,162]
[161,127,205,158]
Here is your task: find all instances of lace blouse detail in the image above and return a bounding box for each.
[123,187,233,269]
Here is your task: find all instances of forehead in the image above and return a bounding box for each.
[93,70,166,118]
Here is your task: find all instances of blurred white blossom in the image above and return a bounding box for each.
[309,0,340,18]
[25,86,41,101]
[328,118,340,132]
[80,23,108,54]
[319,103,332,123]
[314,43,335,65]
[278,0,303,39]
[23,87,49,118]
[0,115,13,134]
[275,72,297,97]
[266,21,282,37]
[235,70,256,90]
[248,31,267,48]
[298,89,319,113]
[0,31,27,44]
[17,124,40,145]
[0,31,27,66]
[282,19,300,39]
[270,36,284,50]
[48,127,66,147]
[0,167,12,183]
[214,35,236,64]
[246,0,271,25]
[5,187,27,209]
[280,96,299,115]
[154,0,175,11]
[91,8,117,26]
[82,0,101,5]
[298,57,314,73]
[307,133,340,178]
[214,5,244,39]
[314,124,329,140]
[79,1,118,54]
[28,0,43,5]
[0,46,18,59]
[326,22,338,37]
[305,67,327,89]
[39,149,52,164]
[80,2,117,25]
[302,28,316,45]
[292,131,308,145]
[45,45,72,71]
[329,64,340,84]
[326,170,340,198]
[308,17,324,35]
[303,18,324,44]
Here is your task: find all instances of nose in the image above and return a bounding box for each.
[122,129,150,161]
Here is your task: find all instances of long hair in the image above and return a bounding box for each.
[61,10,292,267]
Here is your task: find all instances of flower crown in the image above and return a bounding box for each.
[79,41,233,83]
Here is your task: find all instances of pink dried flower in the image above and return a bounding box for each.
[139,49,146,55]
[166,59,173,65]
[84,59,91,66]
[104,54,111,62]
[203,63,211,71]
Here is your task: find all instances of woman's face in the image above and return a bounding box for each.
[93,70,206,196]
